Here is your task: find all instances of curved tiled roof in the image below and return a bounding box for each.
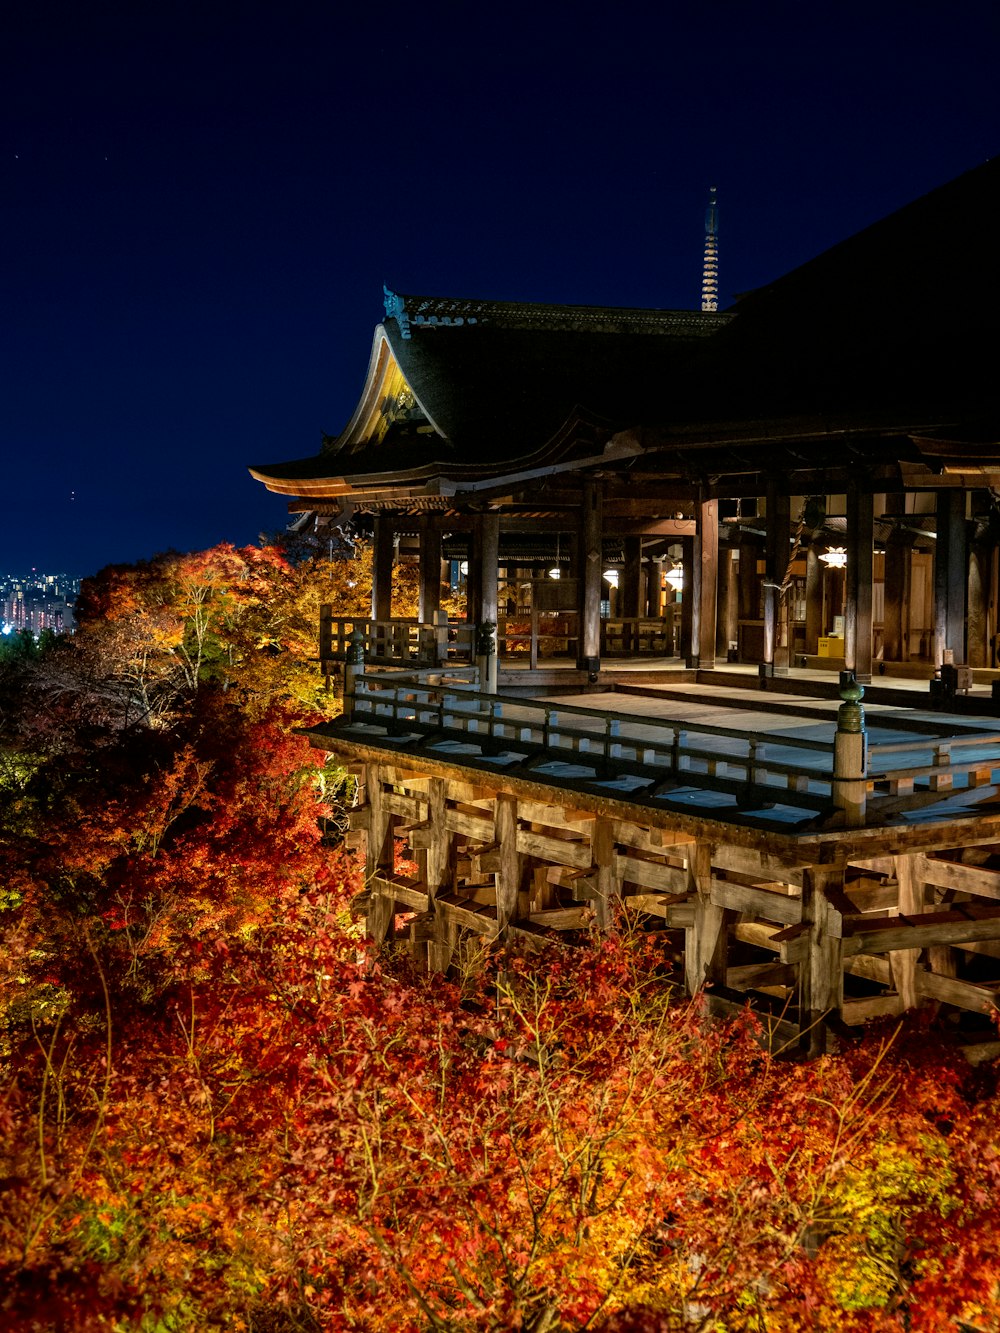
[250,299,732,496]
[250,158,1000,503]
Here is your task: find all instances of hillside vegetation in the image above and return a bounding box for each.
[1,545,998,1332]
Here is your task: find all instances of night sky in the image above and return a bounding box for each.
[3,2,997,578]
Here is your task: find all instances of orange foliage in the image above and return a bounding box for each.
[1,547,999,1331]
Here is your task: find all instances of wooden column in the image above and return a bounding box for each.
[890,853,924,1010]
[679,538,695,664]
[968,542,990,669]
[882,494,910,664]
[686,523,702,669]
[364,764,394,944]
[800,864,845,1056]
[737,535,758,663]
[644,557,660,617]
[935,489,967,666]
[883,537,911,663]
[684,842,726,991]
[697,494,719,670]
[417,516,442,623]
[716,546,737,659]
[622,537,642,652]
[737,536,758,621]
[577,479,603,674]
[804,545,822,655]
[371,514,394,622]
[592,817,618,929]
[472,511,500,628]
[763,483,790,676]
[494,794,520,932]
[845,478,874,683]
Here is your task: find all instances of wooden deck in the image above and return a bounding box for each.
[312,668,1000,1054]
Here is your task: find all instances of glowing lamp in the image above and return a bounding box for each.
[820,547,847,569]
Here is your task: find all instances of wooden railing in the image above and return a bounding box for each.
[321,610,677,668]
[335,674,1000,827]
[343,674,839,817]
[320,613,475,666]
[867,733,1000,814]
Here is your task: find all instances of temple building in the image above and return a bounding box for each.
[250,160,1000,1054]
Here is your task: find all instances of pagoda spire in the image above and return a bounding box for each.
[701,186,719,312]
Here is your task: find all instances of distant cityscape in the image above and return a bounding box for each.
[1,572,81,636]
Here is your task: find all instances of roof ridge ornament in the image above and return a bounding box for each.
[383,285,411,339]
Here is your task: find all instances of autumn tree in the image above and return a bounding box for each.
[2,542,1000,1332]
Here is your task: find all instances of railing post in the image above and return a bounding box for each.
[433,608,450,666]
[833,670,867,827]
[476,620,498,694]
[343,628,366,721]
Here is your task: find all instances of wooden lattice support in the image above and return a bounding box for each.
[340,739,1000,1046]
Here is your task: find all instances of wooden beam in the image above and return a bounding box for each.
[921,857,1000,900]
[917,970,999,1012]
[370,875,429,913]
[709,877,802,925]
[842,907,1000,956]
[518,828,592,868]
[616,854,688,894]
[841,995,905,1026]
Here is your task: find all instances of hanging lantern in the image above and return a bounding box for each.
[820,547,847,569]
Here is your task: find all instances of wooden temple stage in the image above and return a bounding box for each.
[311,659,1000,1055]
[250,163,1000,1055]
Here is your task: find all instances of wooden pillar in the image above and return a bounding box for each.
[737,537,758,665]
[716,546,737,659]
[472,511,500,628]
[845,478,874,683]
[684,842,726,991]
[471,513,500,691]
[644,557,660,618]
[679,537,695,664]
[800,865,845,1056]
[371,514,394,622]
[804,545,822,656]
[364,764,394,944]
[494,794,520,932]
[883,537,911,663]
[686,523,702,670]
[422,779,448,900]
[592,817,618,929]
[935,489,967,666]
[737,536,757,621]
[968,542,989,669]
[890,853,924,1010]
[577,479,603,674]
[697,494,718,670]
[882,493,910,663]
[763,482,790,676]
[622,537,642,652]
[417,516,442,623]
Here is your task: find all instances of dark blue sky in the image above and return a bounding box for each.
[3,1,997,577]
